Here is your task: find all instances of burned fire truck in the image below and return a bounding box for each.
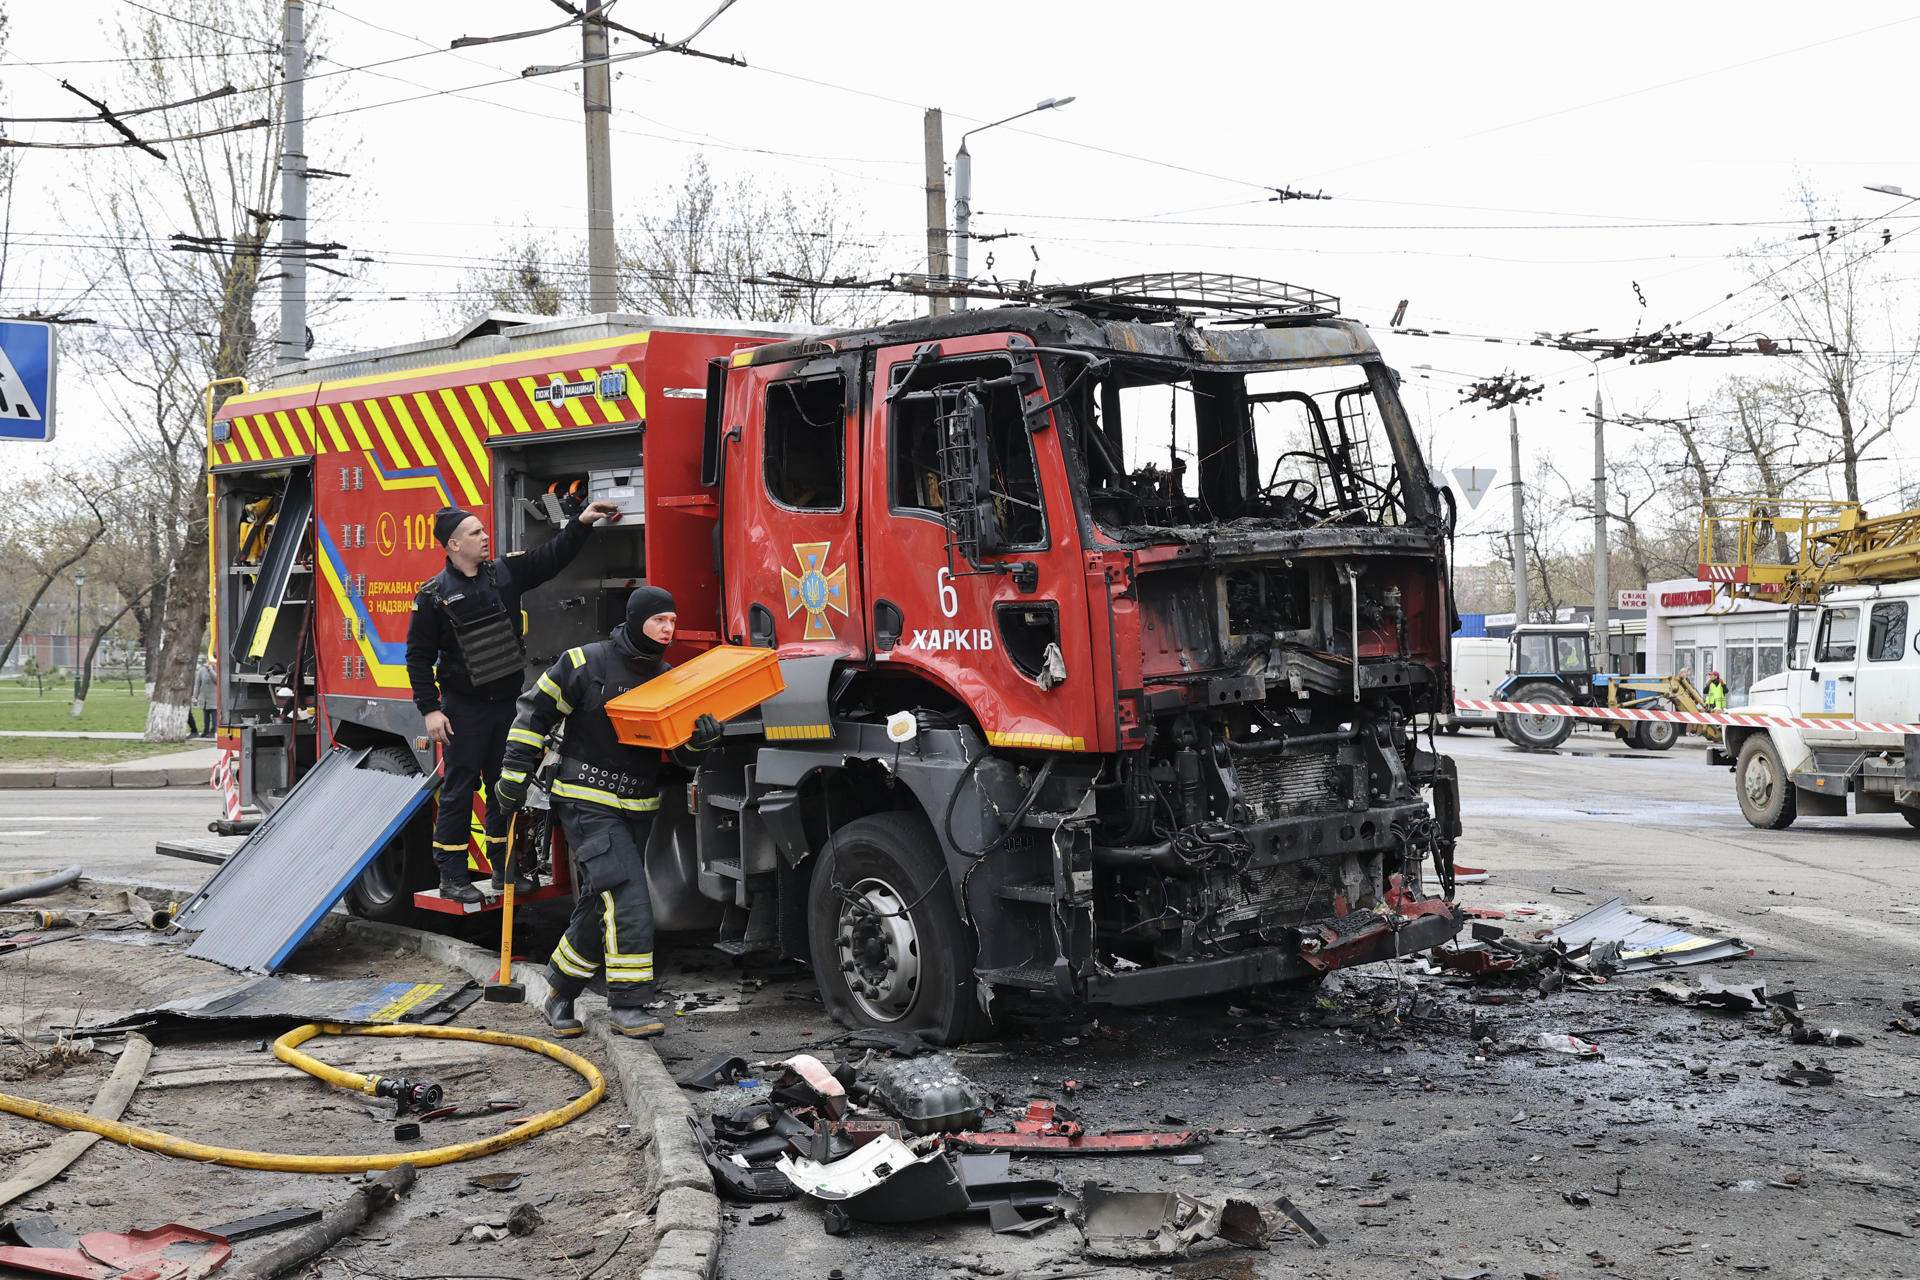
[201,276,1464,1042]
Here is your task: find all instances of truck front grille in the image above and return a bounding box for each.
[1232,747,1341,821]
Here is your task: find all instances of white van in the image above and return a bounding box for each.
[1445,637,1509,731]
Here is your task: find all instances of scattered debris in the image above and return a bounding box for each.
[1273,1196,1327,1246]
[230,1165,415,1280]
[766,1054,848,1120]
[1531,1034,1601,1057]
[949,1101,1202,1155]
[0,1224,229,1280]
[74,977,481,1035]
[467,1172,525,1193]
[1775,1060,1835,1088]
[862,1054,987,1135]
[0,1033,151,1210]
[1075,1184,1266,1261]
[1854,1220,1912,1239]
[1544,897,1752,971]
[677,1054,753,1091]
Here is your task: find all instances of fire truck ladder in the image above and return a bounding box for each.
[1698,495,1920,604]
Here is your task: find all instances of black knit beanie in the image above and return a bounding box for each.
[624,584,676,657]
[433,507,476,546]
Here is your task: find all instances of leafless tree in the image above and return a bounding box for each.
[68,0,318,739]
[0,472,114,672]
[1739,186,1920,503]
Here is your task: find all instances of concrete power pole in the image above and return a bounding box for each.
[1508,404,1530,624]
[922,110,950,317]
[276,0,306,368]
[582,0,617,314]
[1591,381,1611,673]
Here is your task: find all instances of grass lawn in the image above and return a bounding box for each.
[0,679,152,733]
[0,679,205,764]
[0,737,194,766]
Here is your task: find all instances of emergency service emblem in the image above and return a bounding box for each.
[781,541,848,641]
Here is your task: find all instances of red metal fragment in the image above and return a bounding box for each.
[947,1100,1202,1154]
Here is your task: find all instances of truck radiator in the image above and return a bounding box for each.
[1232,747,1342,821]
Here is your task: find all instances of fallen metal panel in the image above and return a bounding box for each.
[74,977,481,1034]
[176,747,434,972]
[1543,896,1751,971]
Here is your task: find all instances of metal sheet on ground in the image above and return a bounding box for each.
[176,747,435,972]
[1543,895,1751,970]
[74,976,482,1034]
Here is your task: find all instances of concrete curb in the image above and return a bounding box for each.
[0,765,209,790]
[592,1018,721,1280]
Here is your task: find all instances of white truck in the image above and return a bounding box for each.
[1446,637,1509,732]
[1713,583,1920,829]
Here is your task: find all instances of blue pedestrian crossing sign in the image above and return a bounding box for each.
[0,320,57,442]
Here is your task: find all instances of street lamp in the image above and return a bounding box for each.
[69,570,87,716]
[953,95,1075,310]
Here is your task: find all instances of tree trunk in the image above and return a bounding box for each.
[0,529,105,672]
[144,519,208,741]
[72,589,151,716]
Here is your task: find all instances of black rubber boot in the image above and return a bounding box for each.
[541,994,584,1038]
[514,871,540,895]
[607,1007,666,1039]
[438,871,482,905]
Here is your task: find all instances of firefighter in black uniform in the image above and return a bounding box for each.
[494,585,721,1038]
[406,501,621,904]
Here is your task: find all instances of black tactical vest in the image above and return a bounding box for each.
[425,563,525,687]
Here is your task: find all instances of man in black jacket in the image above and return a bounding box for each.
[494,585,721,1038]
[406,501,620,903]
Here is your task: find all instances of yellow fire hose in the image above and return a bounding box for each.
[0,1022,603,1174]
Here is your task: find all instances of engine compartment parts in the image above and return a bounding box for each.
[948,1100,1203,1154]
[1074,1184,1269,1260]
[0,1023,603,1173]
[859,1054,988,1135]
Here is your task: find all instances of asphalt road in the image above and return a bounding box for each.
[9,730,1919,1277]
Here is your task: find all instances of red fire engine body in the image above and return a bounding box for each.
[207,281,1466,1043]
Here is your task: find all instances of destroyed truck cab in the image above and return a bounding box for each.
[689,276,1466,1041]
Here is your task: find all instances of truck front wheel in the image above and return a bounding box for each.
[1736,736,1797,830]
[1498,682,1574,751]
[345,746,433,922]
[806,811,993,1046]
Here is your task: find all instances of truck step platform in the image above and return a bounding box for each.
[413,880,572,916]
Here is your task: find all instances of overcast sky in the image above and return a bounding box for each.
[4,1,1917,562]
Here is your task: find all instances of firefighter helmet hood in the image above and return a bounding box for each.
[623,585,675,659]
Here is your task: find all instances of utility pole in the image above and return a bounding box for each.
[922,110,950,317]
[582,0,617,314]
[952,138,972,312]
[1591,379,1610,673]
[276,0,307,368]
[1508,405,1530,624]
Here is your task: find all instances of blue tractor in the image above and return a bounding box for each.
[1495,623,1680,752]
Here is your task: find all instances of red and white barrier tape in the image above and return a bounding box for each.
[207,749,242,821]
[1454,698,1920,736]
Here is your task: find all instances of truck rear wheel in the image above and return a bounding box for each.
[1634,721,1680,751]
[1736,736,1796,830]
[1900,809,1920,830]
[806,811,993,1046]
[345,746,433,923]
[1498,681,1573,751]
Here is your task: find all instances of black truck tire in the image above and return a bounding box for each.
[1498,681,1574,751]
[1900,808,1920,829]
[1735,735,1797,830]
[1636,720,1680,752]
[345,745,433,923]
[806,811,993,1046]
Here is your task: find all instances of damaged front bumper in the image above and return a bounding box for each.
[1085,886,1464,1006]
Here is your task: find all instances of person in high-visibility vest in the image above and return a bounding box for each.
[1704,670,1729,711]
[494,585,721,1038]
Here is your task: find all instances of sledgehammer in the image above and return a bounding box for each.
[485,814,525,1003]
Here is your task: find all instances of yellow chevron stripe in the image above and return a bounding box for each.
[489,380,533,433]
[255,414,286,459]
[437,387,491,482]
[274,410,309,455]
[517,377,566,431]
[233,419,262,462]
[316,405,349,453]
[219,332,654,410]
[362,398,413,469]
[293,407,324,454]
[408,393,480,506]
[339,401,377,453]
[463,384,502,438]
[386,396,439,480]
[619,362,646,421]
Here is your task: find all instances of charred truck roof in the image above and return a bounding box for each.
[705,274,1465,1038]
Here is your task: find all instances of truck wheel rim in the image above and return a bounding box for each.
[1743,755,1775,806]
[837,877,921,1023]
[1515,712,1560,740]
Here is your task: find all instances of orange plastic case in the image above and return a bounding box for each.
[606,646,786,749]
